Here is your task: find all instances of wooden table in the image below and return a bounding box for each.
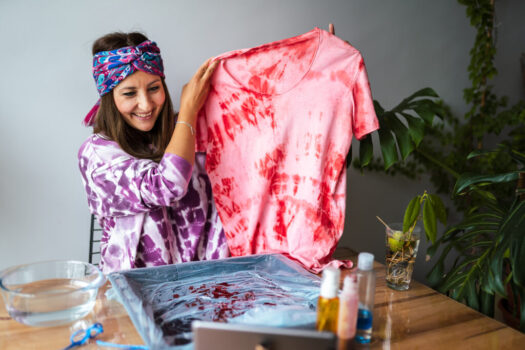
[1,249,524,349]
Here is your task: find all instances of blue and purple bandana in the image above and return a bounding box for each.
[83,40,165,126]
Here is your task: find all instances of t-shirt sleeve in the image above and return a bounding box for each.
[89,151,193,217]
[351,55,379,140]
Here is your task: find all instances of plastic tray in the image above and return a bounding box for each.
[107,254,321,349]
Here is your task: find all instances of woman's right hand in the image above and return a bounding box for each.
[179,58,219,122]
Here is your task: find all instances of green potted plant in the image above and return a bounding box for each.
[425,145,525,331]
[347,0,525,331]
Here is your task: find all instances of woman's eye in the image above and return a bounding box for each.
[123,91,136,97]
[149,86,160,92]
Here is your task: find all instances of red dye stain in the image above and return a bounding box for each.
[262,62,279,78]
[173,294,180,298]
[358,58,365,71]
[314,134,322,159]
[264,104,276,130]
[257,145,286,179]
[221,113,234,140]
[220,177,234,197]
[260,61,286,83]
[323,145,345,181]
[273,200,291,244]
[291,41,314,61]
[353,75,367,122]
[305,70,323,80]
[330,70,352,88]
[292,174,301,195]
[180,281,268,322]
[240,96,260,126]
[251,222,262,253]
[214,194,241,219]
[219,100,230,110]
[206,124,225,173]
[248,75,271,94]
[269,172,289,195]
[234,217,249,235]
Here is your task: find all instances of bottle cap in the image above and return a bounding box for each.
[320,267,340,299]
[357,252,374,271]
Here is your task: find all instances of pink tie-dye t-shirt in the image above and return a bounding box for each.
[196,28,379,273]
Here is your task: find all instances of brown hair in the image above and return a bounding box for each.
[91,32,175,162]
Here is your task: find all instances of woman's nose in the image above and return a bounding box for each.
[137,91,152,110]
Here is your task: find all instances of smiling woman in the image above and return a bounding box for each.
[77,32,228,274]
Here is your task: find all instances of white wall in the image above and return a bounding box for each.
[0,0,523,285]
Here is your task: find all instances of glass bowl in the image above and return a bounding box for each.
[0,260,105,327]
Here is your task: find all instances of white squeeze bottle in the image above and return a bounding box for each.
[337,275,359,339]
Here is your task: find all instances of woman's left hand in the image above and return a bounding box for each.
[179,58,220,121]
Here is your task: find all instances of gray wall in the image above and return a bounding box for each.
[1,1,523,285]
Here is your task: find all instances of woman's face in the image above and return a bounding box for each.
[113,70,166,132]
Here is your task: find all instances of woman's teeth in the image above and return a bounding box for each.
[133,112,152,119]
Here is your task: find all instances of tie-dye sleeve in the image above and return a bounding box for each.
[86,145,193,217]
[351,55,379,140]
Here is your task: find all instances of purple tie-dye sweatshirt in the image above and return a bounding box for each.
[78,133,229,274]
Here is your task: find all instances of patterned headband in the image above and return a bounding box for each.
[83,40,165,126]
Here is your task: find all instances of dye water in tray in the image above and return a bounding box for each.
[108,254,321,349]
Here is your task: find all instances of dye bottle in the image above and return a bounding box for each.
[355,252,375,343]
[337,275,359,340]
[316,267,340,333]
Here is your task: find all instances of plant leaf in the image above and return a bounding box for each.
[454,171,521,194]
[377,125,399,169]
[506,201,525,287]
[358,134,373,168]
[403,196,421,233]
[480,290,495,318]
[429,194,447,225]
[423,199,437,243]
[406,99,446,121]
[519,287,525,331]
[465,278,480,311]
[490,253,507,296]
[426,243,453,287]
[373,100,385,116]
[467,148,498,160]
[414,106,435,125]
[402,87,439,101]
[388,116,414,160]
[426,260,444,287]
[393,87,439,112]
[402,113,425,147]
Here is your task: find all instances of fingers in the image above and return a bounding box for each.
[196,57,213,78]
[202,59,220,82]
[329,23,335,35]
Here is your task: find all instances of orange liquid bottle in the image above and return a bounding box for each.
[316,267,340,333]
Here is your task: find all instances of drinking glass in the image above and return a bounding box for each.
[385,223,421,291]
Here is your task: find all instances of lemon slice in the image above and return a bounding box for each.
[388,231,405,252]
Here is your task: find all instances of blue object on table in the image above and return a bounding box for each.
[62,322,149,350]
[107,254,321,349]
[62,323,103,349]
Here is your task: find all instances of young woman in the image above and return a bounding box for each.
[78,32,229,273]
